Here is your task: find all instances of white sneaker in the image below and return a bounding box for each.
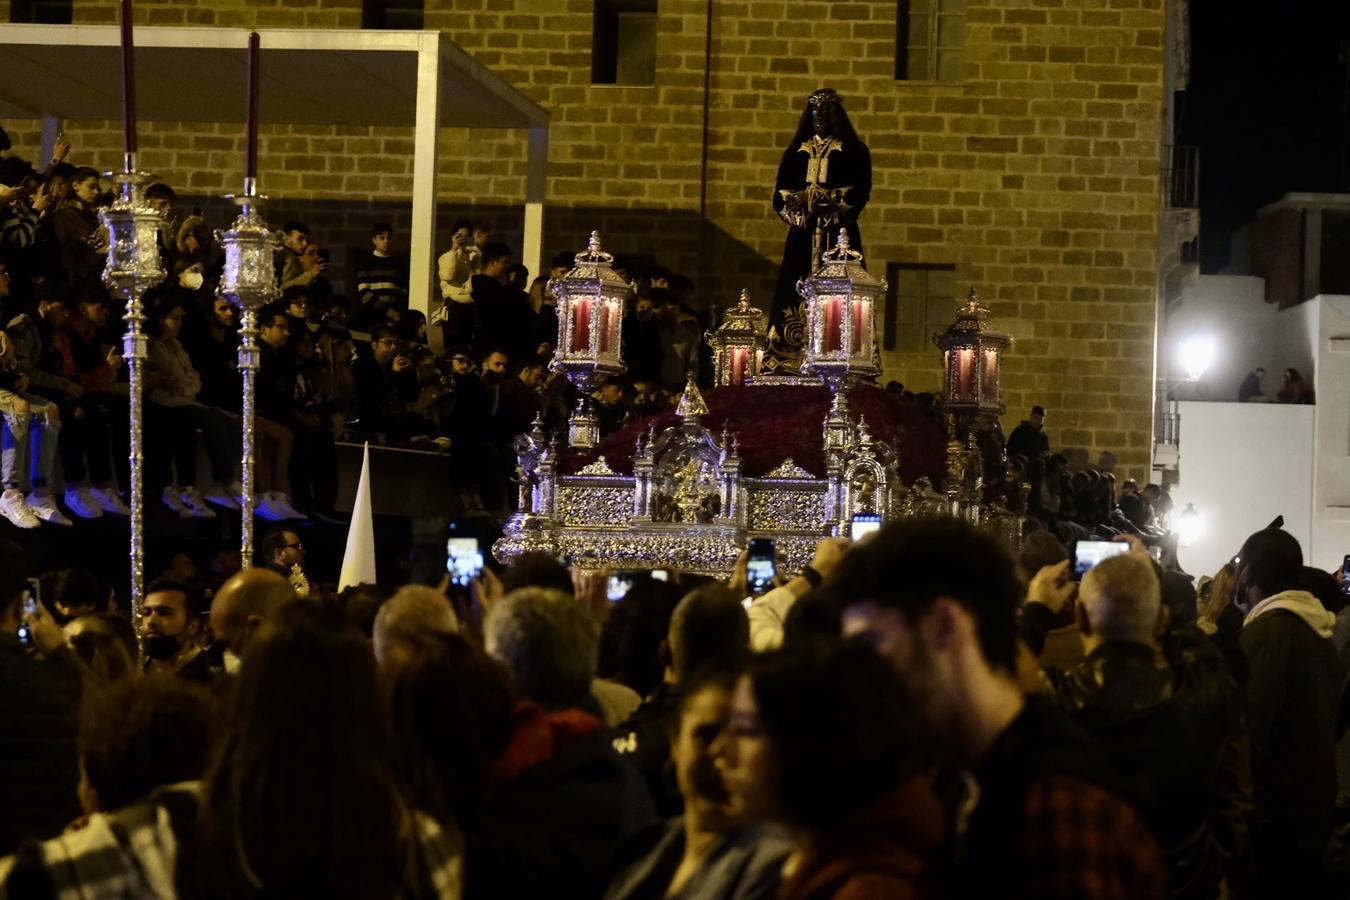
[63,486,104,519]
[162,486,192,519]
[201,483,241,511]
[92,487,131,517]
[27,493,73,527]
[0,491,41,529]
[180,487,218,520]
[256,491,306,521]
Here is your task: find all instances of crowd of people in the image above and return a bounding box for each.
[0,127,721,527]
[4,506,1349,899]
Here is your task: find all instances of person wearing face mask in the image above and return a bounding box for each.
[178,262,204,294]
[140,578,221,686]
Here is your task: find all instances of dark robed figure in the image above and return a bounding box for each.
[768,89,872,366]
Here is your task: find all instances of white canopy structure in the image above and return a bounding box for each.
[0,24,551,319]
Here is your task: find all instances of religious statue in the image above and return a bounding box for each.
[767,88,873,369]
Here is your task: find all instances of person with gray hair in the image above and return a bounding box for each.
[373,584,459,665]
[1033,550,1248,898]
[484,587,596,709]
[1077,553,1163,648]
[471,587,657,899]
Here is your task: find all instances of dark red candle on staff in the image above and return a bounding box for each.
[119,0,137,159]
[245,31,260,186]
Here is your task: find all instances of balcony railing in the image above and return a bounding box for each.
[1163,144,1200,210]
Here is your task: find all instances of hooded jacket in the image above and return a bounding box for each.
[1240,589,1343,832]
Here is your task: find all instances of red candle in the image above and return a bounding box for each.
[729,347,747,385]
[599,300,618,353]
[570,297,592,352]
[245,31,260,185]
[823,298,843,353]
[850,299,865,353]
[119,0,137,159]
[956,348,974,398]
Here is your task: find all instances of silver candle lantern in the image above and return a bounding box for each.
[216,190,278,567]
[547,231,628,449]
[100,168,166,612]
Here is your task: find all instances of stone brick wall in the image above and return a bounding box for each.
[5,0,1165,477]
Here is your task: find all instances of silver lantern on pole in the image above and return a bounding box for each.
[216,190,278,568]
[797,228,883,391]
[547,230,627,449]
[708,289,767,387]
[100,169,166,612]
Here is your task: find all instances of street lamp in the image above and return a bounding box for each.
[1176,502,1202,547]
[1178,334,1216,384]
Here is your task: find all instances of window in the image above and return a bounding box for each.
[884,263,956,352]
[362,0,424,30]
[896,0,965,82]
[593,0,657,86]
[9,0,72,23]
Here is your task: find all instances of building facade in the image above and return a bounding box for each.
[1,0,1167,477]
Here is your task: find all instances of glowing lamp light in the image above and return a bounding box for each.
[1176,503,1202,547]
[1179,335,1216,384]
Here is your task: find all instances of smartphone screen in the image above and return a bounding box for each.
[850,513,882,541]
[607,574,634,602]
[446,537,483,588]
[1342,555,1350,594]
[1074,540,1130,579]
[16,579,39,647]
[747,538,777,595]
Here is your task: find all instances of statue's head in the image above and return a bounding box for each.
[807,88,843,137]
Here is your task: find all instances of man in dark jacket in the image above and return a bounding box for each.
[352,324,423,445]
[477,587,657,900]
[0,539,82,855]
[827,518,1167,899]
[1040,552,1248,898]
[1233,528,1344,897]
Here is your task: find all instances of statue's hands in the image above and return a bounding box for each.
[778,191,808,227]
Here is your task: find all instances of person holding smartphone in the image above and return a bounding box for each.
[0,538,83,855]
[738,536,851,652]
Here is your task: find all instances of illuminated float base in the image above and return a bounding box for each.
[495,380,1022,576]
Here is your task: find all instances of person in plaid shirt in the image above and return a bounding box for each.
[827,517,1168,899]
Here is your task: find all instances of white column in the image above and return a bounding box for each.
[522,124,548,282]
[409,33,442,332]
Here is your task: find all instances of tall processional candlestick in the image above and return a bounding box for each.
[101,0,164,630]
[217,30,278,567]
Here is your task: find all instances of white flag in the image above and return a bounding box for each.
[339,442,377,590]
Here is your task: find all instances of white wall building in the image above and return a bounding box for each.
[1164,276,1350,576]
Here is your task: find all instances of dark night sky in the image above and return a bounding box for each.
[1180,5,1350,271]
